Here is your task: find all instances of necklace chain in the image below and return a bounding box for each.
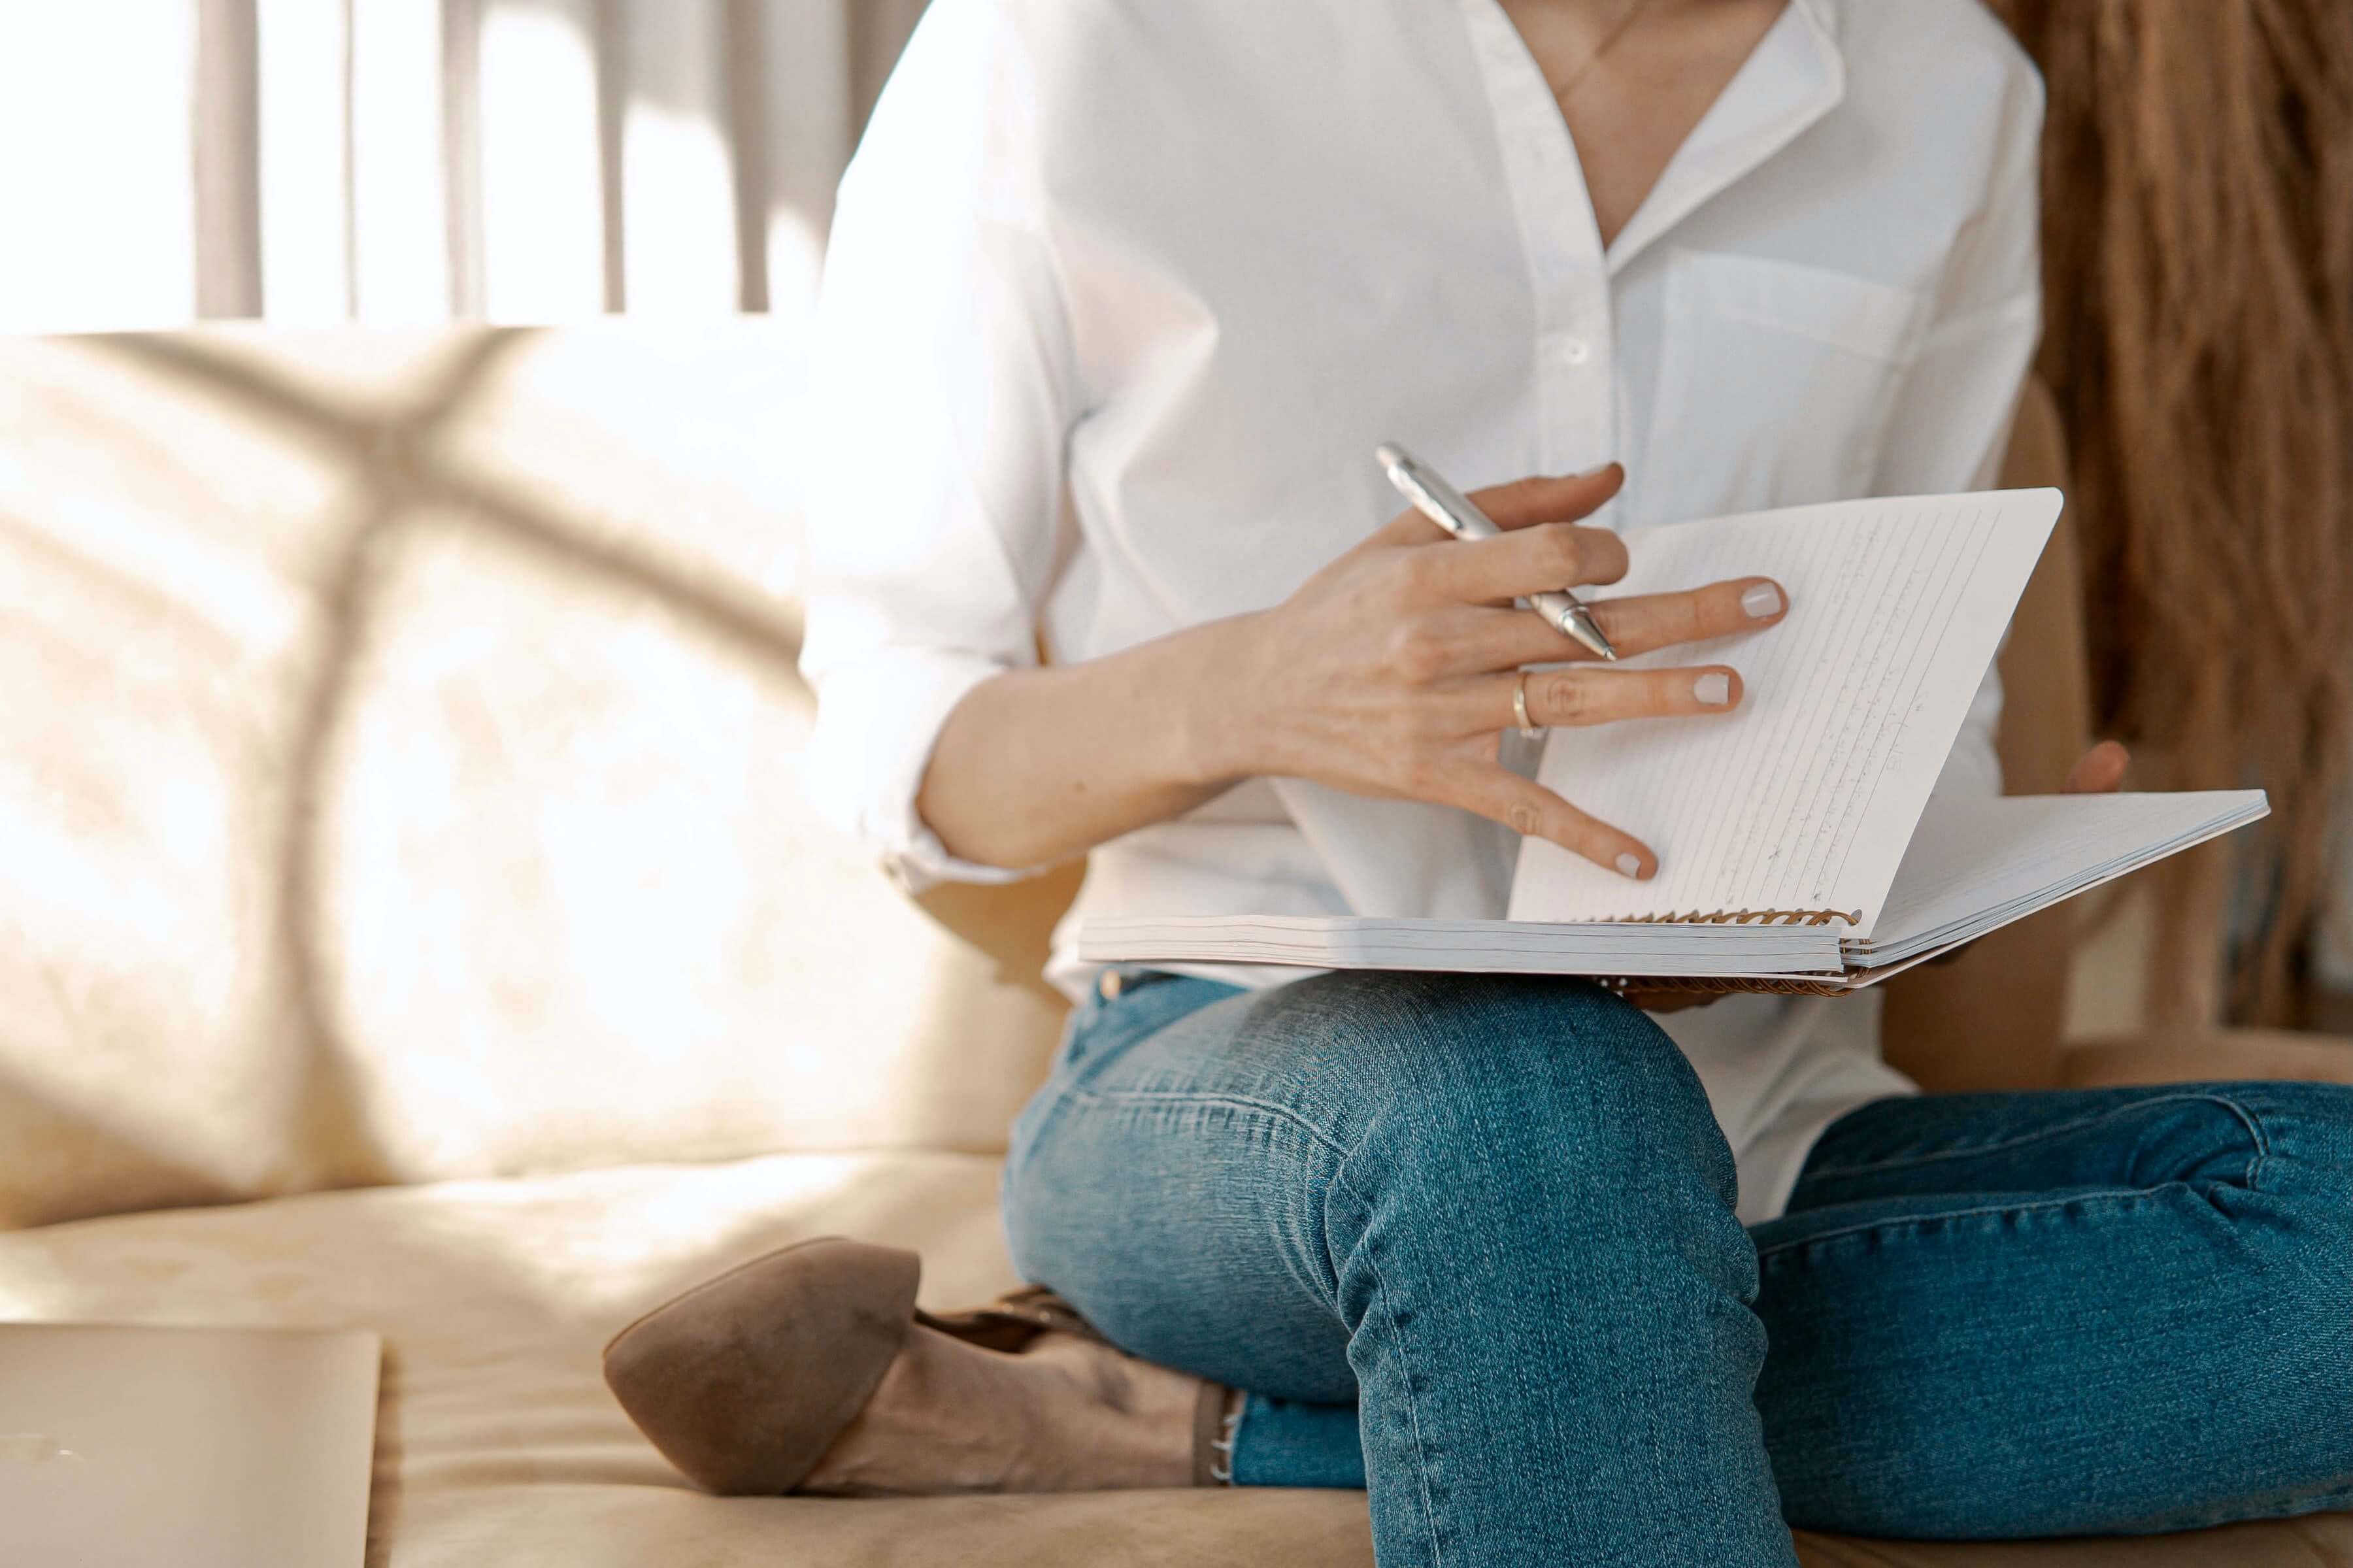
[1554,0,1661,100]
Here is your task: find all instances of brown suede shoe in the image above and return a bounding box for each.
[602,1236,1235,1495]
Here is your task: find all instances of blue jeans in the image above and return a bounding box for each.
[1001,969,2353,1567]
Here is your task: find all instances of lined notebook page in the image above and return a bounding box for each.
[1858,790,2271,962]
[1507,490,2061,933]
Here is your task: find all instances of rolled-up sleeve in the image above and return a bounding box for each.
[1875,56,2046,801]
[796,5,1078,889]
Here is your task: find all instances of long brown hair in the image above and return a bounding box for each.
[1986,0,2353,1024]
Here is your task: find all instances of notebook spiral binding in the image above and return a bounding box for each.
[1599,974,1852,997]
[1597,907,1861,995]
[1609,907,1861,928]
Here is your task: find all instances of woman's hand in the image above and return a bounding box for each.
[2064,740,2129,795]
[918,464,1785,876]
[1200,465,1788,878]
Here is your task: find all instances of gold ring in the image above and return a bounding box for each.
[1512,672,1541,741]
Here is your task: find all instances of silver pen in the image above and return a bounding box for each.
[1375,442,1618,661]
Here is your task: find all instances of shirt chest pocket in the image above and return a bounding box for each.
[1639,250,1926,523]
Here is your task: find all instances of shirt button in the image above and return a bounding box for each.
[1558,336,1592,366]
[1099,971,1126,1001]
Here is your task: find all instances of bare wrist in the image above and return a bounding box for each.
[1172,610,1275,786]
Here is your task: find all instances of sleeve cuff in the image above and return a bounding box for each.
[805,650,1041,892]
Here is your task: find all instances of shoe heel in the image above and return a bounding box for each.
[603,1236,922,1494]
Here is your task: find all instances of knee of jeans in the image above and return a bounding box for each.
[1310,972,1736,1208]
[2250,1218,2353,1476]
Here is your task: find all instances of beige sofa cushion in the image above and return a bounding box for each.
[0,1153,2341,1567]
[0,325,1066,1229]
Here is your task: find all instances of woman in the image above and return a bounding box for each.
[604,1,2353,1561]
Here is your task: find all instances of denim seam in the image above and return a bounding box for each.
[1076,1082,1446,1561]
[1800,1093,2275,1179]
[1327,1159,1448,1568]
[1753,1184,2177,1261]
[2129,1477,2353,1536]
[1073,1086,1354,1161]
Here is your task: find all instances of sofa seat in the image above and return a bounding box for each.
[3,1151,2345,1568]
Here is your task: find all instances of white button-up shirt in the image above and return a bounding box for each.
[800,0,2045,1222]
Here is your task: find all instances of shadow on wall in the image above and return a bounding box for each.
[0,320,1071,1229]
[91,327,814,1197]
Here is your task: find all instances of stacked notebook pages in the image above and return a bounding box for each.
[1078,490,2269,993]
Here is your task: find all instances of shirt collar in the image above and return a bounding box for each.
[1606,0,1846,274]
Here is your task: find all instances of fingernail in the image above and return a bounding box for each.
[1742,582,1784,620]
[1694,672,1731,706]
[1571,461,1617,480]
[1616,852,1644,879]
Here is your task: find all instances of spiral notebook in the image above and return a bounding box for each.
[1078,490,2269,991]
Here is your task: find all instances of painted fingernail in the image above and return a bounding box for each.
[1694,672,1731,706]
[1742,582,1784,620]
[1616,852,1644,878]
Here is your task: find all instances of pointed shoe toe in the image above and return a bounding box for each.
[603,1236,922,1495]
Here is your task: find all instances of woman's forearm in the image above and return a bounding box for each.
[916,614,1269,871]
[916,468,1776,880]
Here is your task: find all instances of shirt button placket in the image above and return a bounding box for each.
[1540,289,1613,478]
